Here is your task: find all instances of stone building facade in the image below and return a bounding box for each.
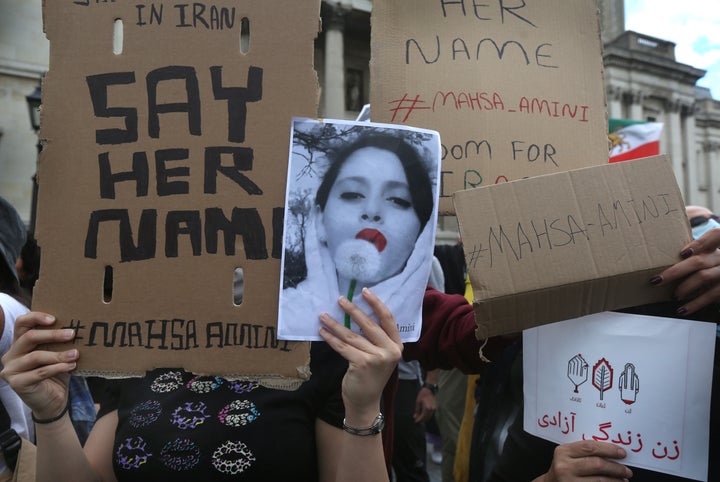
[0,0,48,223]
[1,0,719,227]
[599,0,720,212]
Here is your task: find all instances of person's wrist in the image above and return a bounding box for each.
[344,410,381,428]
[422,382,438,395]
[343,413,384,436]
[32,401,70,425]
[343,402,382,428]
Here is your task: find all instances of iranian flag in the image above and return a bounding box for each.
[608,119,663,163]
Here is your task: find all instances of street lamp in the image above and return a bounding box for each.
[26,86,42,135]
[25,85,42,234]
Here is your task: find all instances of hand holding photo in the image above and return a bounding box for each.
[278,118,441,342]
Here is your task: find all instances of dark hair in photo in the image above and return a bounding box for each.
[315,133,434,231]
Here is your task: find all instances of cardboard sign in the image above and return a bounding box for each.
[34,1,320,380]
[524,312,716,481]
[278,118,442,343]
[453,155,692,338]
[370,0,609,214]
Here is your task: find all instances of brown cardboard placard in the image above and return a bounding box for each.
[370,0,609,214]
[453,155,692,338]
[34,1,320,380]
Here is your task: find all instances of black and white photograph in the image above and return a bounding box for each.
[278,118,441,342]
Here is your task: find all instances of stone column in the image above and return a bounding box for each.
[629,90,645,120]
[708,143,720,213]
[665,99,685,196]
[322,3,349,119]
[606,85,624,120]
[682,103,699,205]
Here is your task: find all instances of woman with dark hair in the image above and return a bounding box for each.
[0,196,34,477]
[315,133,435,234]
[280,129,439,342]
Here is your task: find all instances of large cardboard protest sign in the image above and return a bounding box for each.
[34,1,320,380]
[454,155,692,338]
[370,0,609,213]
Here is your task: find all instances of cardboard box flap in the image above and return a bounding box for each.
[455,155,691,337]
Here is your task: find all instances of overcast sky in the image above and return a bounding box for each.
[625,0,720,99]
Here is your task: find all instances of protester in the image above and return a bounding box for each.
[392,256,444,482]
[15,232,97,446]
[394,357,435,482]
[459,211,720,482]
[431,243,472,482]
[15,234,38,301]
[527,253,720,482]
[1,287,402,482]
[0,197,35,478]
[686,204,720,240]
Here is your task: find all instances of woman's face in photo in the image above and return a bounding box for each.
[318,146,423,285]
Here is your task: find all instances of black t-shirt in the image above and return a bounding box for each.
[97,342,347,481]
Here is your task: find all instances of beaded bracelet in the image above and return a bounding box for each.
[32,402,69,425]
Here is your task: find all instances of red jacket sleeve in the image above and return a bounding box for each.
[403,287,515,373]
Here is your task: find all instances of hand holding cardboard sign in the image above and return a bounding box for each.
[653,225,720,315]
[0,312,77,422]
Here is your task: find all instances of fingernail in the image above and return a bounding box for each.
[62,329,75,339]
[649,275,662,285]
[680,248,693,259]
[65,349,78,360]
[45,315,55,322]
[319,313,330,323]
[338,296,347,303]
[676,306,688,316]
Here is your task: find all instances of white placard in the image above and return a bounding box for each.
[524,312,716,481]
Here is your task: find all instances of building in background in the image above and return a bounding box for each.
[2,0,719,233]
[600,0,720,215]
[0,0,48,224]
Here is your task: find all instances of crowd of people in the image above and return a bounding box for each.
[0,128,717,481]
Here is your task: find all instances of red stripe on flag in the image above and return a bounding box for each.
[609,141,660,163]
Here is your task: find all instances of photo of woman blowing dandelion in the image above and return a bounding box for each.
[278,118,441,342]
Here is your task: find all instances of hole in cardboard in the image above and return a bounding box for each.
[113,19,124,55]
[103,265,113,303]
[233,267,244,305]
[239,17,250,54]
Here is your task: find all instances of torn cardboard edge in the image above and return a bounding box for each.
[473,267,676,339]
[73,357,312,391]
